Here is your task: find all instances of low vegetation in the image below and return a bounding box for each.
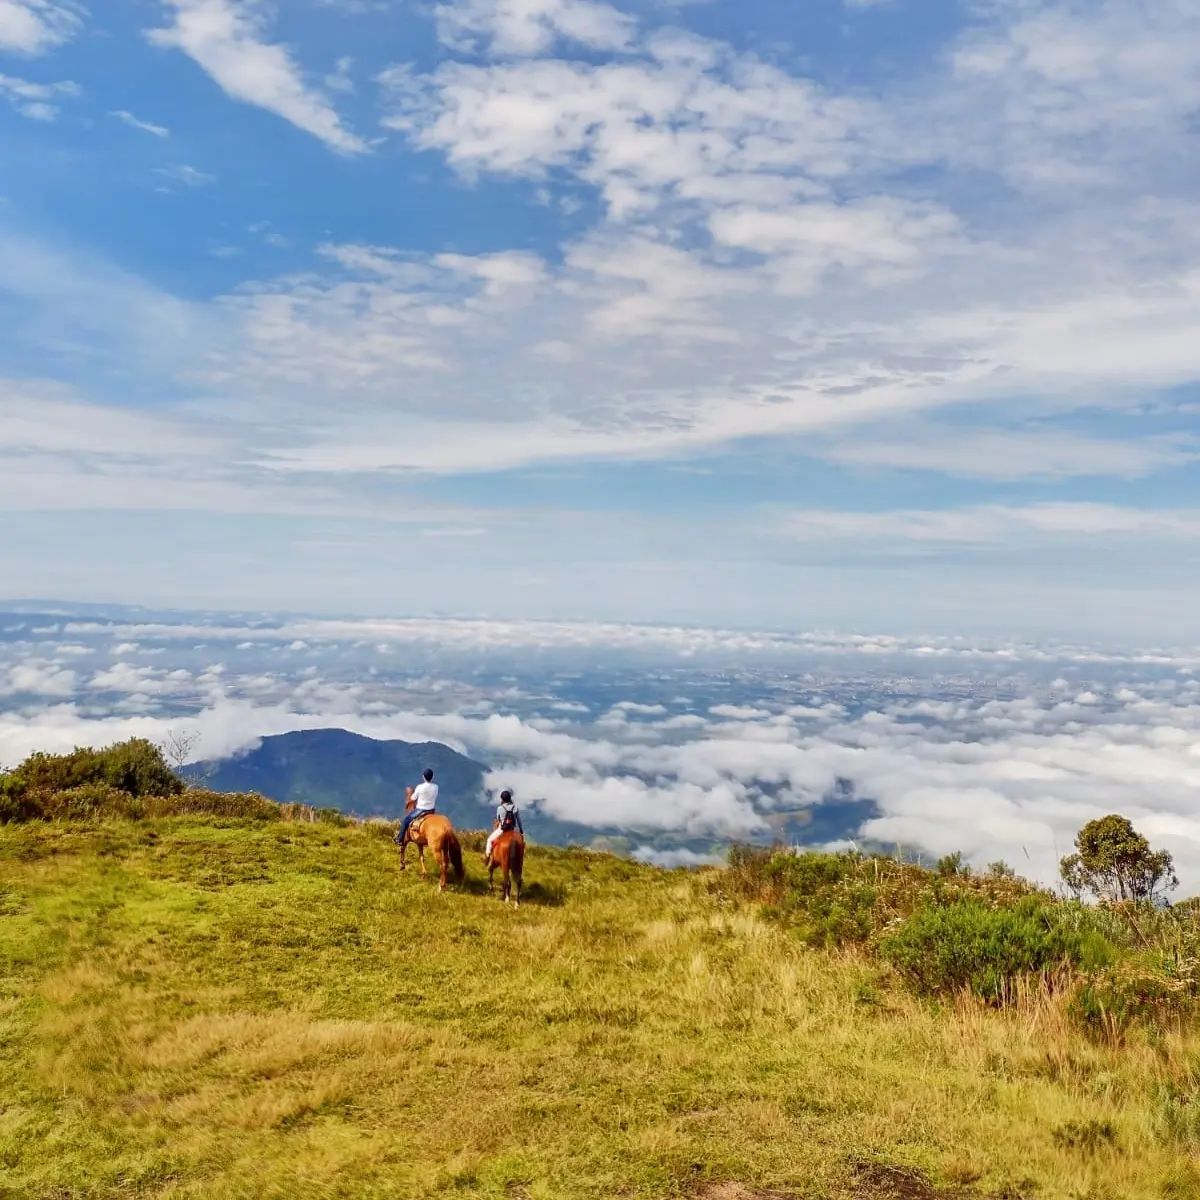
[717,826,1200,1036]
[0,738,345,826]
[2,740,1200,1197]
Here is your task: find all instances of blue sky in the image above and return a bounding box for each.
[2,0,1200,638]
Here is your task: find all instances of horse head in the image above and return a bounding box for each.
[404,785,416,813]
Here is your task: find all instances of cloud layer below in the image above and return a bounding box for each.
[6,606,1200,890]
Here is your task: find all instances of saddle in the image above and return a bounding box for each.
[394,811,433,845]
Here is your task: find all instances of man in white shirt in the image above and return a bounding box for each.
[396,768,439,845]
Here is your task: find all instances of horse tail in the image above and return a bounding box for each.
[511,836,524,876]
[446,832,464,882]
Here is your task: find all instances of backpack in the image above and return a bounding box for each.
[499,803,517,832]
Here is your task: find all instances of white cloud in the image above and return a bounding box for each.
[51,613,1200,670]
[9,615,1200,885]
[5,0,1200,642]
[110,109,170,137]
[8,657,1200,888]
[381,49,866,218]
[435,0,636,57]
[0,0,79,55]
[0,380,217,457]
[0,72,78,120]
[0,660,76,697]
[147,0,366,154]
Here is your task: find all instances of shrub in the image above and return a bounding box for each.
[0,774,40,823]
[717,846,1041,949]
[38,784,144,821]
[0,783,281,824]
[879,897,1112,1003]
[1072,954,1200,1035]
[937,851,969,877]
[142,790,280,821]
[3,738,182,806]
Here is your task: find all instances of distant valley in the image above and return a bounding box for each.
[188,727,880,858]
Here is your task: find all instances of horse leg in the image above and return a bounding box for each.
[417,843,428,878]
[398,835,407,871]
[513,865,521,908]
[438,846,448,893]
[488,862,495,894]
[502,862,511,904]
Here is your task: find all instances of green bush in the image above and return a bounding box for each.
[718,846,1041,949]
[1072,956,1200,1035]
[39,784,143,821]
[2,738,182,809]
[0,774,40,823]
[142,789,280,821]
[879,897,1113,1003]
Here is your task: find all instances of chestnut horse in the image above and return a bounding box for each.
[397,787,464,892]
[488,830,524,906]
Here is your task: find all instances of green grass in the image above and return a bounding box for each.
[2,817,1199,1199]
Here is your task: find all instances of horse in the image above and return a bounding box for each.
[397,787,464,892]
[488,830,524,906]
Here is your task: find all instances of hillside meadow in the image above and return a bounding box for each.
[2,809,1200,1200]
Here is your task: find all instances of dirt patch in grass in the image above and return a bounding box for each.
[695,1162,983,1200]
[852,1161,996,1199]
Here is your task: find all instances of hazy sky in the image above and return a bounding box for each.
[3,0,1199,636]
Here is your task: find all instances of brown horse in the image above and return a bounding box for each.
[397,787,464,892]
[488,830,524,906]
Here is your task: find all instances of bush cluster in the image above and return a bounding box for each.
[722,844,1040,948]
[879,896,1112,1003]
[5,738,183,802]
[0,739,279,824]
[718,842,1200,1030]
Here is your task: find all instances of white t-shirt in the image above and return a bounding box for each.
[412,781,439,811]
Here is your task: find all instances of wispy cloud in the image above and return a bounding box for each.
[779,503,1200,546]
[0,72,78,120]
[821,428,1200,482]
[0,0,80,55]
[110,108,170,137]
[147,0,366,154]
[435,0,636,57]
[154,163,215,186]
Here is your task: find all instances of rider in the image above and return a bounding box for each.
[484,789,523,866]
[396,767,439,845]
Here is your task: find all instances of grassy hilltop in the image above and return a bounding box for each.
[2,743,1200,1198]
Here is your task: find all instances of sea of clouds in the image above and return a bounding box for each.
[4,605,1200,889]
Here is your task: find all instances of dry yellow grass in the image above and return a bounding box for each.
[1,816,1198,1199]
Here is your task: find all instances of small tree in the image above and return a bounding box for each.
[1060,814,1177,904]
[160,729,198,772]
[158,730,213,789]
[936,850,969,877]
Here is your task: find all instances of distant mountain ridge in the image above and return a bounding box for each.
[189,729,490,826]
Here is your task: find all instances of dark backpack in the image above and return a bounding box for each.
[499,803,517,832]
